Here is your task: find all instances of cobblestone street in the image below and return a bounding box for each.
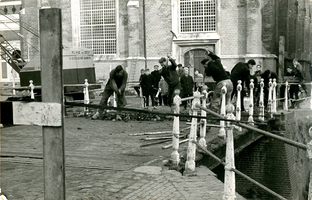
[0,96,246,200]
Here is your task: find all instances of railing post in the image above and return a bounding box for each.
[283,81,289,111]
[259,78,265,121]
[272,78,277,113]
[310,82,312,110]
[29,80,35,100]
[171,89,181,165]
[83,79,90,115]
[113,92,117,107]
[140,86,145,108]
[185,90,201,174]
[223,104,236,200]
[219,84,227,138]
[199,85,208,149]
[236,80,242,131]
[12,70,16,95]
[268,78,273,117]
[307,140,312,200]
[248,79,254,125]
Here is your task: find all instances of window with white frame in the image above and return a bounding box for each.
[79,0,116,55]
[180,0,216,33]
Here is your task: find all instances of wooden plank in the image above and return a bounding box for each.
[12,102,62,126]
[39,8,65,200]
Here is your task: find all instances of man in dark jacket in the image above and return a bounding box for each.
[141,68,157,108]
[230,59,256,111]
[201,50,233,112]
[159,56,180,107]
[180,66,194,109]
[92,65,128,120]
[151,65,162,105]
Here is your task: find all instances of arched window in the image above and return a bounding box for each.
[179,0,216,33]
[79,0,117,55]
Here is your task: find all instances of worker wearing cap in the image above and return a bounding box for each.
[201,50,233,113]
[92,65,128,120]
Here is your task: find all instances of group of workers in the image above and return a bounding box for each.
[91,49,306,120]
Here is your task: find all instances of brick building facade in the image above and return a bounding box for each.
[2,0,312,84]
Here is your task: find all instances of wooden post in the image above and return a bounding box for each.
[185,90,201,173]
[39,8,65,200]
[248,79,254,125]
[259,78,265,121]
[283,81,289,111]
[171,89,181,165]
[268,78,273,117]
[29,80,35,100]
[236,80,242,131]
[199,85,208,149]
[83,79,89,115]
[272,78,277,113]
[223,104,236,200]
[219,84,227,138]
[278,36,285,82]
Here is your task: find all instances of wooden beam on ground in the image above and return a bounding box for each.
[39,8,65,200]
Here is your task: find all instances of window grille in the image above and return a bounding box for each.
[180,0,216,33]
[80,0,116,55]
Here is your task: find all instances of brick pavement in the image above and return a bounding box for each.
[1,96,246,200]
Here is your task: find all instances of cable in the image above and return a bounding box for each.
[0,21,39,52]
[0,10,39,38]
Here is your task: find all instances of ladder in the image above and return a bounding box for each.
[0,34,26,74]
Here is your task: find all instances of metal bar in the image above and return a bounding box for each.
[238,122,307,150]
[196,103,308,150]
[162,138,189,149]
[192,140,287,200]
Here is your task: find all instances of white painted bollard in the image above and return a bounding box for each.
[268,78,273,117]
[29,80,35,99]
[113,92,117,107]
[236,80,242,131]
[223,104,236,200]
[310,82,312,110]
[83,79,90,115]
[259,78,265,121]
[185,90,201,173]
[140,86,145,108]
[283,81,289,111]
[248,79,254,125]
[219,84,227,138]
[171,89,181,165]
[272,78,277,113]
[199,85,208,149]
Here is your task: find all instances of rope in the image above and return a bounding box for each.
[0,10,40,38]
[0,21,39,52]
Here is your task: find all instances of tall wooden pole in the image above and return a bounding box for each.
[39,8,65,200]
[278,36,285,83]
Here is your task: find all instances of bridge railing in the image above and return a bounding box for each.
[177,82,311,200]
